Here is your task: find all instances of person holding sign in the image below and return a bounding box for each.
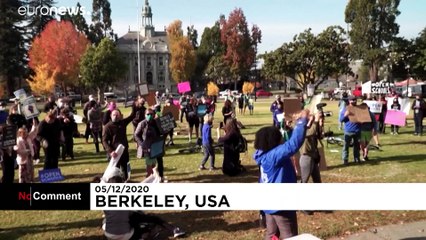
[253,109,309,239]
[14,119,38,183]
[390,98,401,135]
[134,108,163,178]
[411,94,425,136]
[339,97,361,165]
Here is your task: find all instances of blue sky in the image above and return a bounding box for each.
[56,0,425,53]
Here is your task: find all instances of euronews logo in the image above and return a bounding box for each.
[18,5,90,16]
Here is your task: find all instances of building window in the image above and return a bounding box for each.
[147,56,151,67]
[159,56,163,66]
[146,72,153,84]
[158,71,164,82]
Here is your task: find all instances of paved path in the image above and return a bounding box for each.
[328,220,426,240]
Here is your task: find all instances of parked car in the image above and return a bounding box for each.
[255,89,273,97]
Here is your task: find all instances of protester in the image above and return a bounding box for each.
[87,101,103,153]
[14,119,38,183]
[43,95,57,113]
[218,118,245,176]
[411,94,425,136]
[238,95,244,115]
[0,102,9,124]
[270,95,282,125]
[102,109,135,180]
[339,97,361,164]
[253,109,309,239]
[222,99,233,127]
[248,96,254,115]
[179,94,188,123]
[378,96,387,134]
[199,114,216,171]
[390,97,401,135]
[359,103,377,162]
[1,145,15,183]
[83,95,96,144]
[243,94,250,115]
[154,91,162,113]
[101,168,185,240]
[338,92,348,130]
[102,101,117,126]
[134,108,162,177]
[299,111,323,183]
[59,108,77,161]
[186,97,199,143]
[131,95,146,132]
[273,102,284,128]
[37,109,63,169]
[164,99,175,146]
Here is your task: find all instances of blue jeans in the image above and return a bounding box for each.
[200,144,215,168]
[342,132,360,163]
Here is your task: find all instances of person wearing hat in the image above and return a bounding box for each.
[339,96,361,164]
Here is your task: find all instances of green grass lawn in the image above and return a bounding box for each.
[1,97,426,239]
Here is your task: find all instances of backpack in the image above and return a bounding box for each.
[235,135,248,153]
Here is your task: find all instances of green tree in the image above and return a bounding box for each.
[413,27,426,80]
[26,0,56,39]
[79,38,127,101]
[220,8,261,89]
[345,0,400,81]
[89,0,115,44]
[0,0,27,94]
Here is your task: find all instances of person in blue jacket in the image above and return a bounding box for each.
[253,109,309,240]
[339,97,361,164]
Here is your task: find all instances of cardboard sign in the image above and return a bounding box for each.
[13,89,27,102]
[177,81,191,93]
[385,110,406,126]
[149,138,165,159]
[197,104,207,117]
[155,112,177,135]
[145,91,157,107]
[162,105,179,120]
[283,98,302,121]
[347,105,372,123]
[39,168,64,183]
[0,125,17,148]
[21,96,40,119]
[138,84,149,96]
[363,100,383,114]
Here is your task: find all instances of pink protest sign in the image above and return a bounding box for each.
[385,110,406,126]
[177,81,191,93]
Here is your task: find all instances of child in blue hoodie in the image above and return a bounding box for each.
[253,109,309,239]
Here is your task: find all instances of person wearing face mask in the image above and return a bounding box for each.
[134,108,163,177]
[199,114,216,171]
[340,97,361,165]
[390,97,401,135]
[102,109,136,180]
[103,101,117,126]
[411,94,426,136]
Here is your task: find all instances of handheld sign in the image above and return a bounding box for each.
[283,98,302,121]
[363,100,383,114]
[347,105,372,123]
[162,105,179,120]
[21,96,40,120]
[13,89,27,102]
[155,112,177,135]
[385,110,406,127]
[0,125,17,148]
[39,168,64,183]
[177,81,191,93]
[149,138,165,159]
[138,84,149,96]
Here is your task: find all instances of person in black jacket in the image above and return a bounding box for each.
[218,118,245,176]
[102,109,135,180]
[37,109,63,170]
[43,95,58,113]
[59,108,77,160]
[131,96,146,132]
[411,94,426,136]
[83,95,96,144]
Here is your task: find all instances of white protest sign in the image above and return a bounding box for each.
[276,113,285,123]
[386,97,411,115]
[101,144,125,182]
[363,100,383,114]
[21,96,40,119]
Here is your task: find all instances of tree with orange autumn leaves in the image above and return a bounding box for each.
[167,20,196,83]
[220,8,261,89]
[28,20,89,94]
[27,64,57,95]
